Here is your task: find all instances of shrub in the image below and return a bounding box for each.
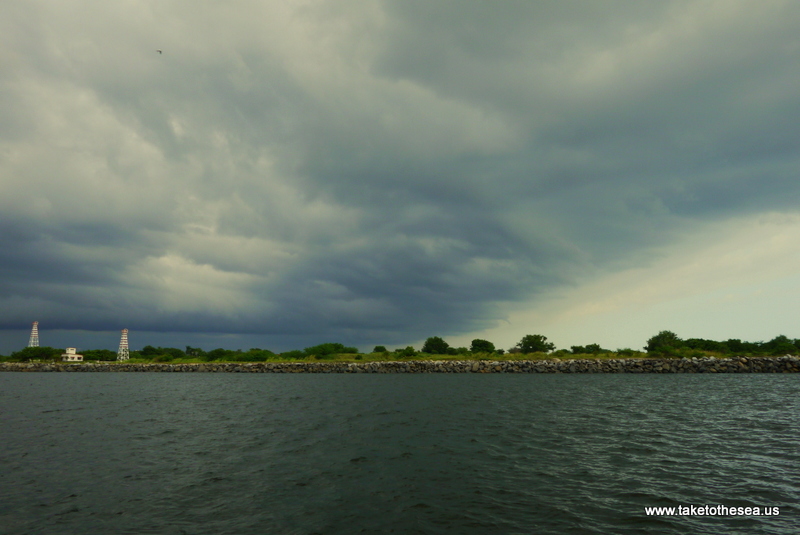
[372,345,387,353]
[422,336,450,355]
[763,335,797,355]
[280,350,305,360]
[82,349,117,361]
[203,348,234,361]
[397,346,416,358]
[141,346,186,359]
[571,344,611,355]
[470,339,495,353]
[140,345,159,357]
[303,343,358,358]
[723,339,748,353]
[240,349,275,362]
[185,346,206,358]
[516,334,555,354]
[10,346,61,362]
[645,331,683,354]
[684,338,728,353]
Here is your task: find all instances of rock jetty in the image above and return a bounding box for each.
[1,356,799,373]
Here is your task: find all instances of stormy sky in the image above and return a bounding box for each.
[2,1,800,354]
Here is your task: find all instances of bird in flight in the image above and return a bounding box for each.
[156,49,162,54]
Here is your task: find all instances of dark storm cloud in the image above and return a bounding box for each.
[2,0,800,351]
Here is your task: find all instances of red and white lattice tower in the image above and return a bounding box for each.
[117,329,130,361]
[28,321,40,347]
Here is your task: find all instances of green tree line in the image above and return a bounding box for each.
[644,331,800,357]
[2,331,798,363]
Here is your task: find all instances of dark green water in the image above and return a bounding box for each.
[1,373,798,534]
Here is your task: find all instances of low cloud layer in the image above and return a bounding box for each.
[2,1,800,351]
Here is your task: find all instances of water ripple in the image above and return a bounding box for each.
[1,373,797,534]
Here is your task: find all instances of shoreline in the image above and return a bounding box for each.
[1,356,799,373]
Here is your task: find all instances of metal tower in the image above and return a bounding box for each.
[28,321,39,347]
[117,329,130,361]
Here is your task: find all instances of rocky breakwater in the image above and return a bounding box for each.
[1,356,799,373]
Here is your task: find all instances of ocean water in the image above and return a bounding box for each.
[1,373,798,534]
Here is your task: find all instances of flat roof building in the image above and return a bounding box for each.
[61,348,83,362]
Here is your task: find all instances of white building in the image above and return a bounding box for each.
[61,347,83,362]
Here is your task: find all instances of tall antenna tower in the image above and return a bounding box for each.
[28,321,39,347]
[117,329,130,361]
